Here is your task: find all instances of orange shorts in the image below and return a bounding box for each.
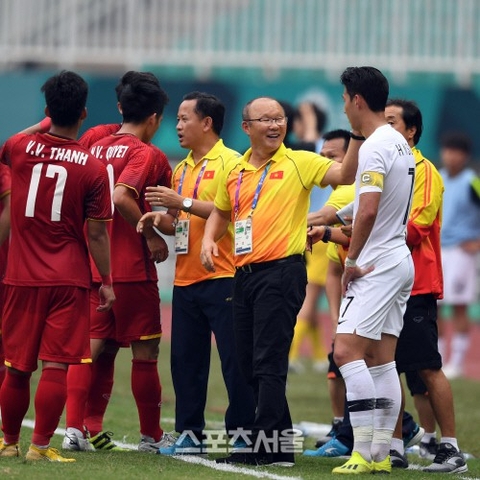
[90,281,162,344]
[2,285,91,372]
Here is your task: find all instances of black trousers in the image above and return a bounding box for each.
[171,278,255,437]
[233,259,307,449]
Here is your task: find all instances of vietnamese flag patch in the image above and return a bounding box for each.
[270,171,284,179]
[203,170,215,179]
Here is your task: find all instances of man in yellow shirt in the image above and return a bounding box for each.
[200,96,361,466]
[139,91,255,456]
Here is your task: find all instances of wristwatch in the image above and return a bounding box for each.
[182,197,193,213]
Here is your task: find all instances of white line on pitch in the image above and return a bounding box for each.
[21,419,303,480]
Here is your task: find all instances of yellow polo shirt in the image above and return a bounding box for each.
[215,144,334,267]
[308,183,355,281]
[324,183,355,264]
[174,139,241,286]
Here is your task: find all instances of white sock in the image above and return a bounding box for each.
[449,333,470,369]
[440,437,459,450]
[391,437,404,455]
[339,359,375,461]
[440,437,460,450]
[422,432,437,443]
[438,336,446,362]
[369,361,401,462]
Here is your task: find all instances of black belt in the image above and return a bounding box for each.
[235,254,305,274]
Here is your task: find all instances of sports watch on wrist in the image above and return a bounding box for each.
[182,197,193,212]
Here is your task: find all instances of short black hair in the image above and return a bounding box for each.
[41,70,88,127]
[119,72,169,123]
[340,66,389,112]
[182,91,225,136]
[386,98,423,145]
[441,132,473,154]
[115,71,160,101]
[322,129,351,152]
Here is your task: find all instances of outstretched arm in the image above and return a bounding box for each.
[145,185,214,220]
[321,135,363,188]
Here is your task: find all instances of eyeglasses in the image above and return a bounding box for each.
[244,116,288,126]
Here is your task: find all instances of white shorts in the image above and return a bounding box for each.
[441,245,478,304]
[336,255,414,340]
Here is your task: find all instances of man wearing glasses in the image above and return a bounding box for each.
[200,96,362,466]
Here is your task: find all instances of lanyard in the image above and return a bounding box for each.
[234,162,271,219]
[177,159,208,199]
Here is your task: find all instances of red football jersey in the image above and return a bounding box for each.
[0,162,11,276]
[80,123,172,188]
[0,132,112,288]
[89,133,171,282]
[79,123,121,149]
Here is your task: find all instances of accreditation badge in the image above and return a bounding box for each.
[174,219,190,254]
[234,217,253,255]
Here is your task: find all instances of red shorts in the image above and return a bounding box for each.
[90,281,162,344]
[2,285,91,372]
[0,280,5,335]
[0,276,4,362]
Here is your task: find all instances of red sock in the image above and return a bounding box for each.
[0,362,5,389]
[32,367,67,446]
[131,359,162,440]
[65,363,92,432]
[0,340,5,388]
[84,351,116,436]
[0,370,31,444]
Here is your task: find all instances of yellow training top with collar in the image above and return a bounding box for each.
[215,144,334,266]
[325,183,355,264]
[173,139,241,286]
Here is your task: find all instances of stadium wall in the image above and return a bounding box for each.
[2,68,480,165]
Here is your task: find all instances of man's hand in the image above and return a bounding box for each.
[340,222,353,238]
[146,234,169,263]
[200,239,219,272]
[145,185,182,209]
[307,225,327,249]
[97,284,116,312]
[137,211,161,234]
[341,264,374,295]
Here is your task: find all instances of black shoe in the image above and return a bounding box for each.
[271,451,295,467]
[422,442,468,474]
[314,419,342,448]
[419,437,439,461]
[390,449,408,468]
[215,452,272,466]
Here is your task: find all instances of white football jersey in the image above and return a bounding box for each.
[354,124,415,268]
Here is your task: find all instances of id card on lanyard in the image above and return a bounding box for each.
[234,217,252,254]
[174,159,208,254]
[175,219,189,254]
[234,162,270,255]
